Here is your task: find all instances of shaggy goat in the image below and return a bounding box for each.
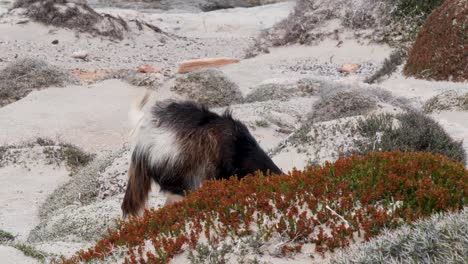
[122,97,282,217]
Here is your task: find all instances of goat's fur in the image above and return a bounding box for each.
[122,96,282,217]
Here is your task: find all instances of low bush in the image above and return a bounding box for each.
[310,89,377,122]
[355,112,466,163]
[61,151,467,263]
[171,69,244,108]
[331,207,467,264]
[423,91,468,113]
[0,58,77,107]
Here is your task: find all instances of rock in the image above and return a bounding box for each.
[69,69,110,84]
[338,63,360,73]
[172,69,243,107]
[71,50,88,60]
[177,57,240,74]
[137,64,159,74]
[51,40,59,45]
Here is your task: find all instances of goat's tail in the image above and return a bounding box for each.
[121,158,152,218]
[129,89,151,137]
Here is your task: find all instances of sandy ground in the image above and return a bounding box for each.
[0,80,141,153]
[0,245,39,264]
[0,0,466,262]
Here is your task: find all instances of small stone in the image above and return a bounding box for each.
[52,40,59,45]
[137,64,159,74]
[71,50,88,60]
[338,63,360,74]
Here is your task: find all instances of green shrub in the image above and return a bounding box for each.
[355,112,466,163]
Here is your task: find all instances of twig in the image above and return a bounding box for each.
[326,205,350,228]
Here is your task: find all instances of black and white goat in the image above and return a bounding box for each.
[122,95,282,217]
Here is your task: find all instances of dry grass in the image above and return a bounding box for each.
[13,0,129,40]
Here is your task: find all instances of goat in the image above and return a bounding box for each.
[122,95,282,217]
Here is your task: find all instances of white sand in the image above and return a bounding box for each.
[0,148,71,241]
[0,80,140,152]
[0,245,39,264]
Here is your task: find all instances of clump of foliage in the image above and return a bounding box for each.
[310,89,377,122]
[331,207,468,264]
[403,0,467,82]
[61,151,466,263]
[0,229,15,244]
[423,91,468,113]
[172,69,244,108]
[0,58,77,107]
[393,0,445,20]
[365,49,407,84]
[13,0,128,40]
[355,112,466,163]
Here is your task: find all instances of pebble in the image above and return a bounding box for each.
[71,50,89,60]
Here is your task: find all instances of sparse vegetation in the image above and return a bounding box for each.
[0,58,77,107]
[423,91,468,113]
[365,49,407,84]
[13,243,48,262]
[403,0,467,82]
[331,207,468,264]
[38,149,123,220]
[62,151,467,263]
[244,83,305,103]
[255,119,270,128]
[355,112,466,163]
[13,0,129,40]
[0,229,15,244]
[43,144,95,174]
[0,138,94,173]
[0,138,95,173]
[310,89,377,122]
